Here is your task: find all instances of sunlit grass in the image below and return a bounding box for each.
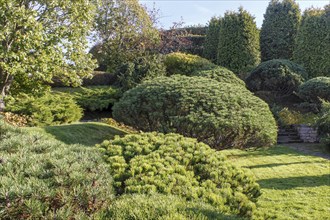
[223,146,330,219]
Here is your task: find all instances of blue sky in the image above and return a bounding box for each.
[139,0,329,28]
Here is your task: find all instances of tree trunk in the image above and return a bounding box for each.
[0,72,13,112]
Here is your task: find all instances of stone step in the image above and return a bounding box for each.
[278,132,299,137]
[278,140,304,144]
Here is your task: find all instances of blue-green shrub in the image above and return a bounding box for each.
[113,75,277,149]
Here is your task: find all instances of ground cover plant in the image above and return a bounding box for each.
[53,86,121,112]
[113,75,277,149]
[0,119,114,219]
[164,52,216,75]
[4,93,82,126]
[223,146,330,220]
[98,132,261,218]
[246,59,307,96]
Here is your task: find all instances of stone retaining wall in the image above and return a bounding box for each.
[295,124,319,143]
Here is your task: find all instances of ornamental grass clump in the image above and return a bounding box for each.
[98,132,261,217]
[113,75,277,149]
[0,119,114,219]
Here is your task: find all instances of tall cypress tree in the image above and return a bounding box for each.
[203,16,221,63]
[260,0,301,61]
[217,7,260,77]
[293,5,330,78]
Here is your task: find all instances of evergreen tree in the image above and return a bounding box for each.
[203,16,221,63]
[293,5,330,78]
[260,0,301,61]
[217,7,260,77]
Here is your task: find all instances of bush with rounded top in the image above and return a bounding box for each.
[297,77,330,104]
[246,59,307,95]
[98,132,261,217]
[192,67,246,87]
[5,92,82,126]
[113,75,277,149]
[164,52,216,75]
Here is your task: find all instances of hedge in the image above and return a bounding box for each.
[217,7,260,76]
[246,59,307,95]
[260,0,301,61]
[293,6,330,78]
[98,132,261,217]
[113,75,277,149]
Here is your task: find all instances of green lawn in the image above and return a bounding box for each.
[223,146,330,220]
[28,122,126,146]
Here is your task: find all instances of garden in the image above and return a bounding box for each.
[0,0,329,219]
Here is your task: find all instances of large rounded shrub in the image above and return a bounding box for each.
[297,77,330,103]
[164,52,216,76]
[0,120,114,219]
[246,59,307,95]
[113,75,277,149]
[192,67,246,87]
[98,132,261,217]
[5,93,82,126]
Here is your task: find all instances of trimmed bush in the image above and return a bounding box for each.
[260,0,301,61]
[164,52,216,76]
[54,86,121,112]
[217,7,260,76]
[113,75,277,149]
[316,101,330,148]
[246,59,307,95]
[293,6,330,78]
[0,120,114,219]
[5,93,82,126]
[108,193,237,220]
[98,132,261,217]
[203,17,222,62]
[116,54,166,91]
[82,71,116,86]
[192,67,246,87]
[297,77,330,104]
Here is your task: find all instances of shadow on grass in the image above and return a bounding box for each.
[244,160,326,169]
[258,174,330,190]
[186,207,242,220]
[44,123,126,146]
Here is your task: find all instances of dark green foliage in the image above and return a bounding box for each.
[316,101,330,148]
[5,93,82,126]
[293,6,330,78]
[260,0,301,61]
[203,17,222,63]
[217,7,260,76]
[246,59,307,95]
[83,71,116,86]
[98,132,261,217]
[297,77,330,104]
[108,193,238,220]
[192,67,246,87]
[113,75,277,149]
[116,54,166,91]
[164,52,216,76]
[0,120,114,219]
[55,86,121,112]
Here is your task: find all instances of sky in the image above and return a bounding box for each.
[139,0,329,28]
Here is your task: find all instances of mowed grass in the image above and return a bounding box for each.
[28,122,126,146]
[223,146,330,220]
